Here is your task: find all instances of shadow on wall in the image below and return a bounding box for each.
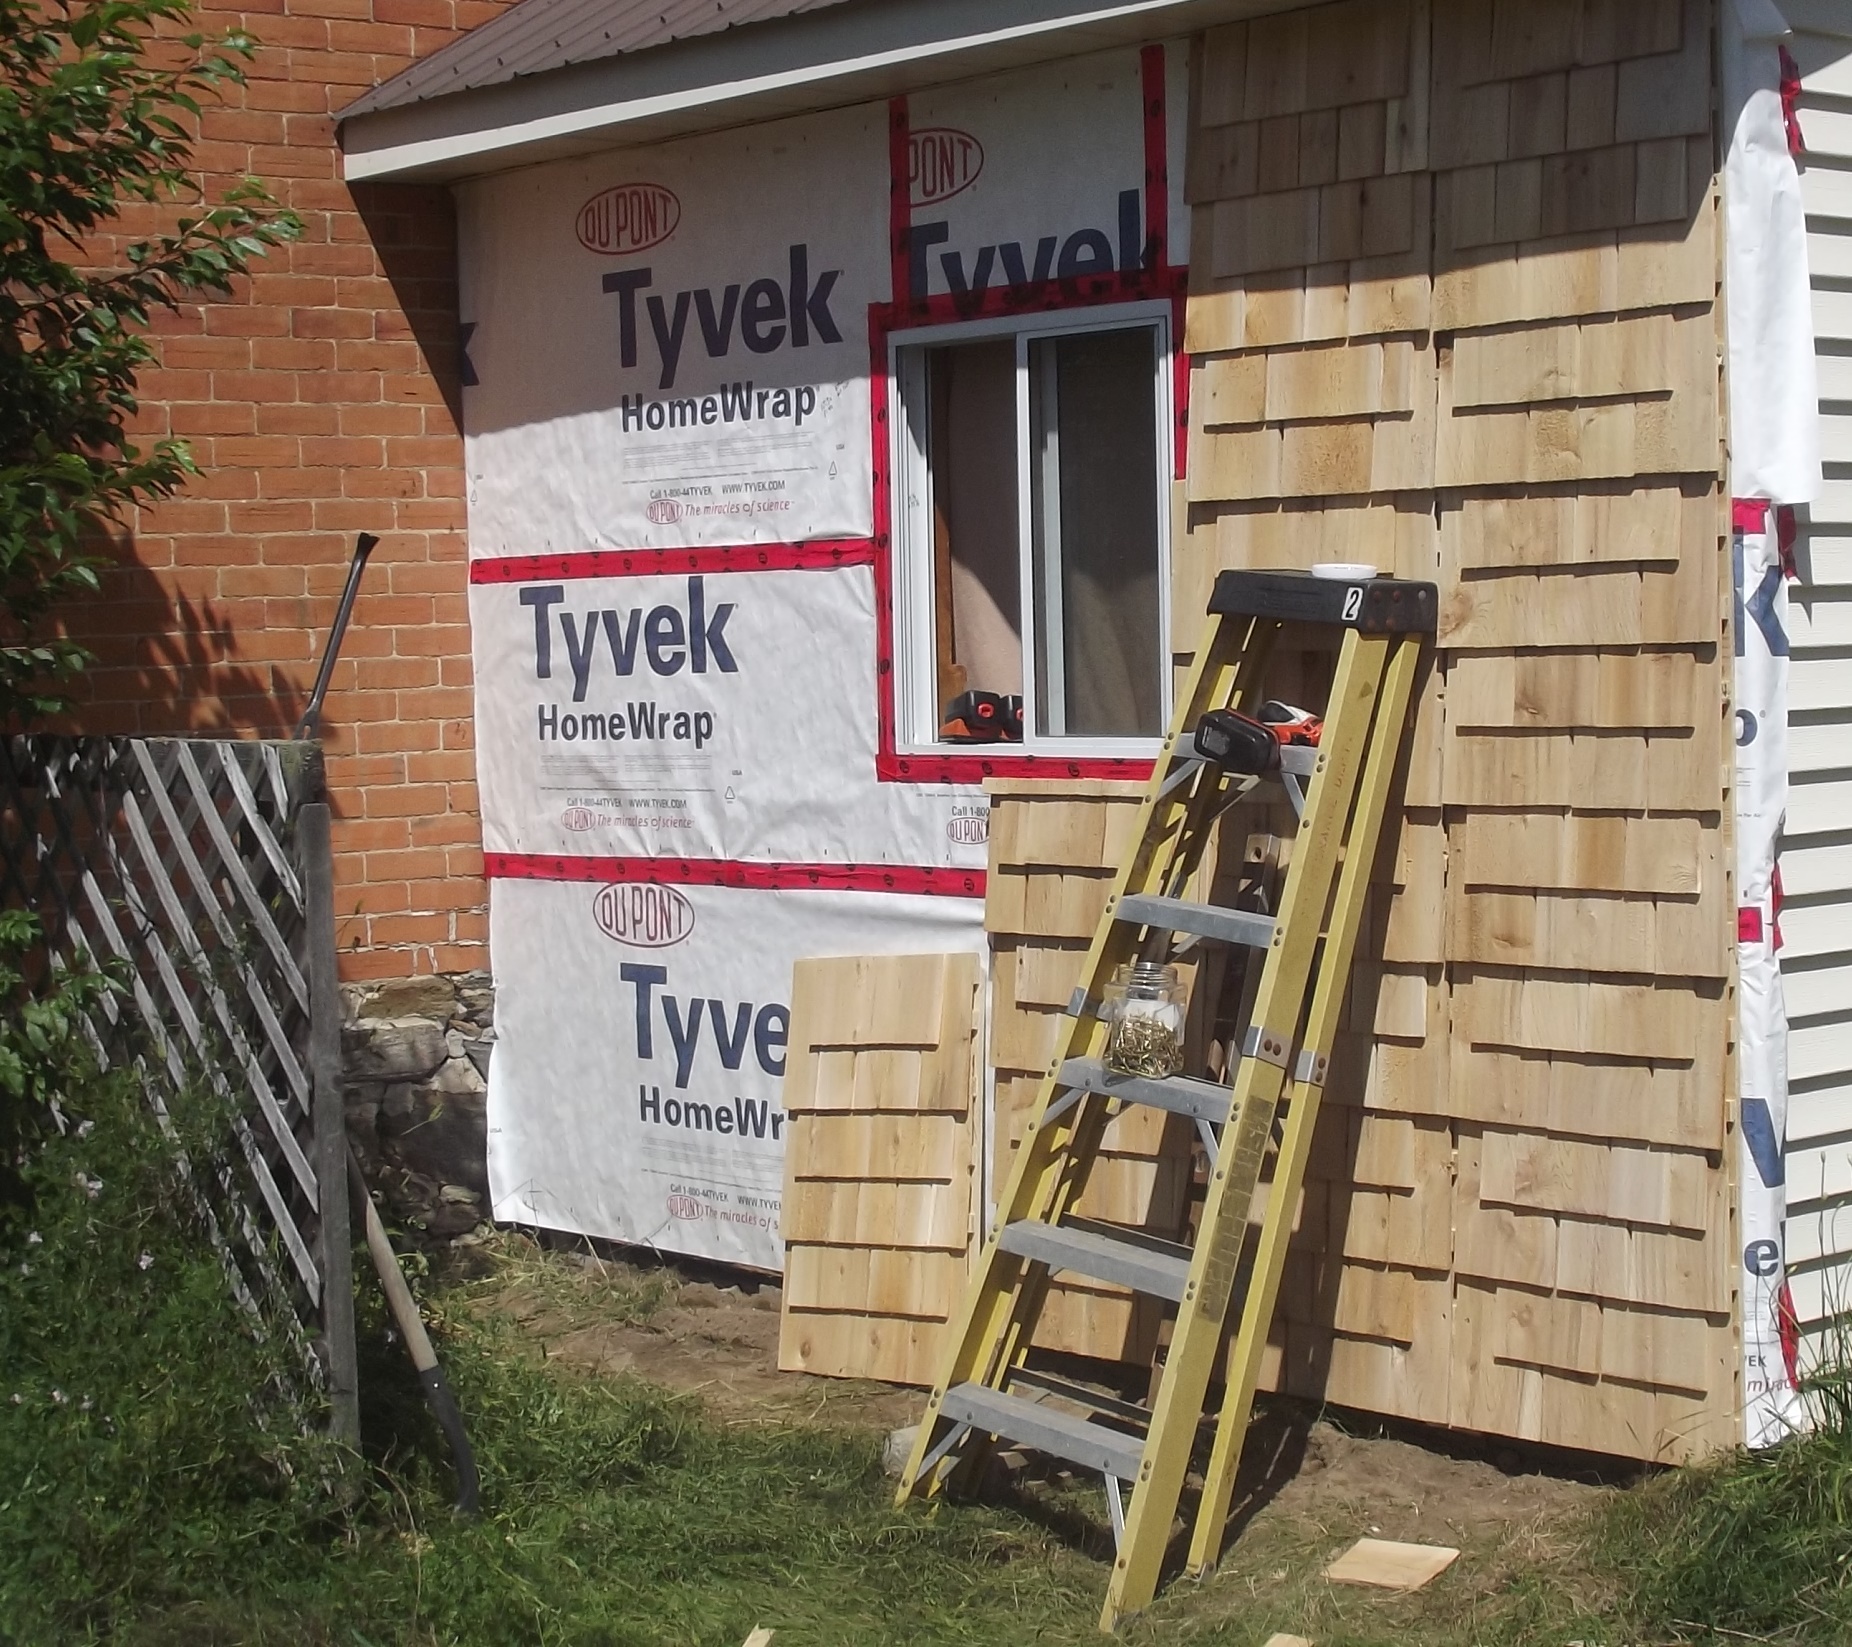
[59,529,307,739]
[354,180,467,433]
[47,179,468,742]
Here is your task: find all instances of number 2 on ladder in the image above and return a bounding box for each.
[1341,585,1364,622]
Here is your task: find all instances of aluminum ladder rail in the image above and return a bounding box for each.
[895,567,1437,1633]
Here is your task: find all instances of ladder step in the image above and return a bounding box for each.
[1058,1057,1232,1125]
[939,1382,1146,1481]
[1209,567,1438,633]
[1116,893,1274,949]
[998,1219,1192,1301]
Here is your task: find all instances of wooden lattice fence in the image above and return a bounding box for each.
[0,736,357,1445]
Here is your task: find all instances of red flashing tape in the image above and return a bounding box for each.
[486,852,985,899]
[470,541,876,584]
[876,751,1156,784]
[1732,498,1773,533]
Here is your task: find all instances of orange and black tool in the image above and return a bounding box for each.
[940,690,1024,743]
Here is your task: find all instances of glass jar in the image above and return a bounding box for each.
[1102,962,1186,1078]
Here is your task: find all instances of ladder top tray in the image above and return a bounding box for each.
[1208,569,1437,634]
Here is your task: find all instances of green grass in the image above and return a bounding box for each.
[9,1029,1852,1646]
[0,1045,1607,1647]
[0,1052,1116,1646]
[1600,1356,1852,1645]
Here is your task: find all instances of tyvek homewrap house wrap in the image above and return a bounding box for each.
[1724,0,1820,1450]
[455,45,1191,1271]
[339,0,1842,1458]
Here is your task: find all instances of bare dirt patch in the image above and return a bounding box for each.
[450,1239,922,1430]
[443,1234,1623,1644]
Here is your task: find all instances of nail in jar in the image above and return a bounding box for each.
[1103,961,1186,1078]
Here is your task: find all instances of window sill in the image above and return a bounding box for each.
[879,747,1159,786]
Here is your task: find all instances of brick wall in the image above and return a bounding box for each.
[65,0,515,980]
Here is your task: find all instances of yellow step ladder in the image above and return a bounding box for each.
[896,567,1436,1632]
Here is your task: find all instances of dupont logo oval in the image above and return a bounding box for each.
[666,1192,704,1221]
[561,806,595,832]
[592,882,695,948]
[947,813,989,846]
[576,183,681,255]
[646,498,684,525]
[908,127,984,207]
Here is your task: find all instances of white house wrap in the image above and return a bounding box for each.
[1723,0,1821,1447]
[457,45,1190,1266]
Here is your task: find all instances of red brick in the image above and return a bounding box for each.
[354,656,441,690]
[353,719,440,755]
[353,881,416,915]
[376,0,455,23]
[393,622,470,658]
[301,435,387,467]
[160,336,253,370]
[405,875,486,910]
[258,464,343,500]
[201,108,289,144]
[289,241,381,278]
[339,945,418,980]
[366,911,450,945]
[219,560,312,597]
[136,368,216,402]
[62,0,519,982]
[202,304,293,338]
[230,500,317,533]
[358,413,444,449]
[409,749,477,783]
[313,497,391,532]
[292,307,373,340]
[251,336,337,371]
[143,500,230,535]
[246,13,332,48]
[309,50,387,88]
[446,844,485,876]
[330,816,413,852]
[344,466,422,499]
[397,683,473,719]
[170,402,257,437]
[391,500,465,530]
[386,559,463,595]
[257,402,342,436]
[336,339,423,372]
[365,845,451,882]
[328,18,414,51]
[188,464,267,500]
[249,273,342,307]
[211,369,298,403]
[298,370,384,404]
[215,435,303,468]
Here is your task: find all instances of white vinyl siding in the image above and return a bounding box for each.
[1780,3,1852,1346]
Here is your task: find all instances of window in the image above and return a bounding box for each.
[893,307,1171,754]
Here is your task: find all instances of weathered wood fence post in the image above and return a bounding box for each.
[302,794,359,1450]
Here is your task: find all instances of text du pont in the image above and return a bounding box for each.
[623,963,788,1141]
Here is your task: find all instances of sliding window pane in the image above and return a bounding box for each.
[1028,326,1163,737]
[925,340,1022,721]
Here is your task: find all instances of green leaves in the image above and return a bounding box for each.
[0,0,300,718]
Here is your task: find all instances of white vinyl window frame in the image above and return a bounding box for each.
[888,301,1175,759]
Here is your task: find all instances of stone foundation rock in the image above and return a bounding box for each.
[343,971,494,1237]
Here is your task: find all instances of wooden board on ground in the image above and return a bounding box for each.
[1324,1537,1460,1591]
